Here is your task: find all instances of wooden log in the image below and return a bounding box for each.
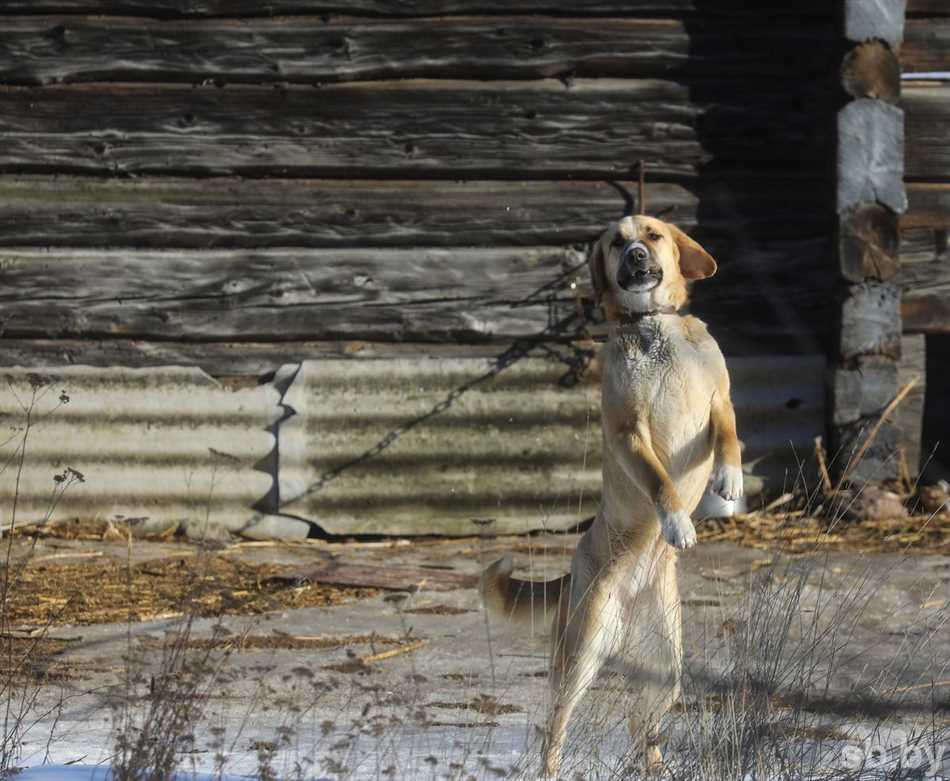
[844,0,906,48]
[0,16,837,86]
[839,282,902,363]
[907,0,950,16]
[0,80,833,179]
[836,418,903,484]
[902,182,950,229]
[839,203,900,282]
[903,18,950,73]
[0,236,833,347]
[899,226,950,333]
[0,339,561,378]
[831,357,898,427]
[0,175,831,249]
[0,2,837,17]
[903,85,950,181]
[0,247,586,342]
[841,40,901,103]
[0,333,827,380]
[837,99,906,214]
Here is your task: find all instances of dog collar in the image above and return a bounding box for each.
[617,306,678,324]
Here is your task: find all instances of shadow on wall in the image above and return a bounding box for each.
[682,4,839,357]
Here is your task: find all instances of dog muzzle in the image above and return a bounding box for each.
[617,242,663,291]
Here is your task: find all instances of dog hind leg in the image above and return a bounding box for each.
[540,590,611,778]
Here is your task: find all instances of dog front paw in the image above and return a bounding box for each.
[711,464,744,501]
[658,509,697,550]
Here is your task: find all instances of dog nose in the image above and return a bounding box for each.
[632,246,649,263]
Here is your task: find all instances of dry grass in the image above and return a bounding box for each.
[1,554,379,628]
[699,510,950,555]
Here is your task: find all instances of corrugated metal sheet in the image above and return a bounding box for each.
[278,353,826,536]
[0,366,280,537]
[279,357,603,536]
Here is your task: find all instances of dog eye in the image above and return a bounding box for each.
[647,232,661,241]
[611,236,625,248]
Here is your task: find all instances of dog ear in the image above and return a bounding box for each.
[588,235,608,304]
[670,224,717,280]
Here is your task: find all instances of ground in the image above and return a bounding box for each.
[2,518,950,780]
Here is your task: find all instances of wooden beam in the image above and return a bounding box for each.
[907,0,950,16]
[0,2,837,17]
[902,182,950,229]
[904,85,950,181]
[899,224,950,333]
[0,175,831,248]
[0,80,833,179]
[903,18,950,73]
[0,16,837,86]
[0,246,586,342]
[0,237,833,347]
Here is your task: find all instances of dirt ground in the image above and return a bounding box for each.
[1,512,949,779]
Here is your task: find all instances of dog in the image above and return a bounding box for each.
[480,215,743,777]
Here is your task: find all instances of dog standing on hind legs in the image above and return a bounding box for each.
[480,215,743,778]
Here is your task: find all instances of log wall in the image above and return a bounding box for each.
[897,3,949,477]
[0,3,840,536]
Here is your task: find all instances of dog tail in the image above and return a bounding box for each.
[479,554,569,625]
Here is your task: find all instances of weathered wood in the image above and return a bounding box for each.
[907,0,950,16]
[844,0,906,48]
[0,333,826,381]
[0,247,585,341]
[895,334,926,474]
[903,18,950,73]
[899,226,950,333]
[0,80,833,178]
[841,40,901,102]
[0,2,837,17]
[839,203,900,282]
[904,85,950,181]
[837,99,906,214]
[902,183,950,229]
[294,560,477,591]
[0,176,832,248]
[832,357,898,427]
[0,235,833,346]
[839,282,902,363]
[836,418,903,484]
[0,16,837,86]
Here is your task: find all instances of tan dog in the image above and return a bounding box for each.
[480,215,743,777]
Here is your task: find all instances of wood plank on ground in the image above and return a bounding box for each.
[0,15,836,85]
[0,80,833,178]
[293,560,478,591]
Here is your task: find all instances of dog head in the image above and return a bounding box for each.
[589,216,717,320]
